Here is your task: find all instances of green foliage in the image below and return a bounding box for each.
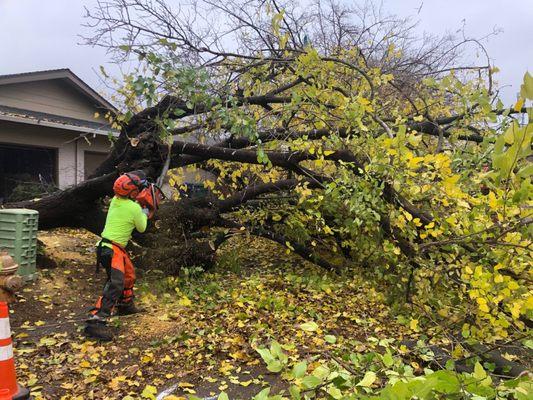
[6,180,58,202]
[216,246,243,274]
[255,341,289,372]
[250,339,532,400]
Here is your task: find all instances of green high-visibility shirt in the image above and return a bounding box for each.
[100,196,147,248]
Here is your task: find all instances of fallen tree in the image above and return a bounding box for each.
[4,0,532,349]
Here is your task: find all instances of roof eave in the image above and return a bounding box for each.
[0,113,119,137]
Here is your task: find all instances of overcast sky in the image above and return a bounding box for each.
[0,0,531,105]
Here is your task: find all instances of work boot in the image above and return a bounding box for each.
[84,320,114,342]
[116,302,144,316]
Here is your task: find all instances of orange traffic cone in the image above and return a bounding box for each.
[0,302,29,400]
[0,389,12,400]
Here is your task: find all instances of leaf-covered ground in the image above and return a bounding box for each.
[10,228,412,399]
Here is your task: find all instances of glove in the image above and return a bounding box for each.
[142,207,155,219]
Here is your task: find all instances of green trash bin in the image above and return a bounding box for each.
[0,209,39,280]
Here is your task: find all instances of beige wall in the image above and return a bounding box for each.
[0,79,109,123]
[0,120,110,188]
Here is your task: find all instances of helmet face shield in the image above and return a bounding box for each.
[129,170,147,180]
[127,170,148,188]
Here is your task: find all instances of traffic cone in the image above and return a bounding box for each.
[0,389,12,400]
[0,302,29,400]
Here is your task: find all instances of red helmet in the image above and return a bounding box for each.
[113,173,143,199]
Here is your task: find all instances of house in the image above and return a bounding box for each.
[0,69,117,202]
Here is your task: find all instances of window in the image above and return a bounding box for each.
[0,143,57,202]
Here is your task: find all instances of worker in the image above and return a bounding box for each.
[84,172,150,341]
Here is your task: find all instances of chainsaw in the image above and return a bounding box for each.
[136,182,164,219]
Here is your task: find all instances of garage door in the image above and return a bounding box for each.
[84,151,108,180]
[0,143,57,203]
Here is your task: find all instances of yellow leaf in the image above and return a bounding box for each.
[408,156,424,169]
[141,354,154,363]
[474,362,487,380]
[409,319,419,331]
[488,191,498,210]
[452,345,464,358]
[513,98,524,112]
[178,296,192,306]
[109,376,126,390]
[314,158,324,167]
[61,383,75,389]
[438,308,449,317]
[219,361,233,375]
[525,296,533,310]
[158,313,169,321]
[39,337,57,346]
[479,303,490,313]
[299,321,318,332]
[141,384,158,399]
[357,371,376,387]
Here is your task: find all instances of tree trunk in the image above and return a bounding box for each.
[5,173,116,232]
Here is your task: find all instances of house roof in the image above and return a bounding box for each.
[0,68,117,112]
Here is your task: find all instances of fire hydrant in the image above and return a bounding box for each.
[0,252,23,303]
